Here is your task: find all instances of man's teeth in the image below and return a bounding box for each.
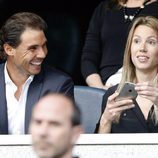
[31,61,42,65]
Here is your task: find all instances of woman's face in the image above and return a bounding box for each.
[131,25,158,73]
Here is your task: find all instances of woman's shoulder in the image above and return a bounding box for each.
[104,84,118,98]
[107,84,118,92]
[148,0,158,5]
[101,84,118,112]
[141,0,158,18]
[96,0,118,10]
[92,0,118,20]
[98,0,118,10]
[146,0,158,8]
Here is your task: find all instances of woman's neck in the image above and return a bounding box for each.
[135,69,157,83]
[126,0,146,7]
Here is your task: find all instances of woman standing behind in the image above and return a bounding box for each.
[81,0,158,89]
[97,16,158,133]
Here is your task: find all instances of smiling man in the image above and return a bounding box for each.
[0,12,74,134]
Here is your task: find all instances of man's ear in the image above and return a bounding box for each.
[71,125,84,144]
[28,121,32,135]
[3,43,15,56]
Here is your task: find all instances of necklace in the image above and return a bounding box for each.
[123,0,150,23]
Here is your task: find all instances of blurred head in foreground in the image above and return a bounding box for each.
[29,93,83,158]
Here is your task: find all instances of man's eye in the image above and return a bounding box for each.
[29,47,37,51]
[33,120,42,125]
[50,121,61,127]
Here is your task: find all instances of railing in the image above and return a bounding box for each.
[0,134,158,158]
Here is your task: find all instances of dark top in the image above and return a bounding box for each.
[81,0,158,83]
[95,85,158,133]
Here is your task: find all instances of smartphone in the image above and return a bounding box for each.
[115,82,138,101]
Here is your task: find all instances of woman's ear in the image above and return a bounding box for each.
[3,43,15,56]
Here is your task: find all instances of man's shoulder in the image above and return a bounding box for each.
[0,63,5,70]
[42,66,72,79]
[36,66,73,85]
[33,66,74,96]
[0,63,5,75]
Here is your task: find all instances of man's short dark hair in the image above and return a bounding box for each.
[71,98,82,126]
[0,12,47,60]
[57,94,82,126]
[39,92,82,126]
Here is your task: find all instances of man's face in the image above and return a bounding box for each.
[7,28,47,77]
[29,95,79,158]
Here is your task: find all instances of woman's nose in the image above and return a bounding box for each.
[139,42,147,53]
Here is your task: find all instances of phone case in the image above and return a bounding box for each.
[116,82,138,101]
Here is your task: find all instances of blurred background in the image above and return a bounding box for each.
[0,0,102,85]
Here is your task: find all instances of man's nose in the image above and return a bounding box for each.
[38,123,48,136]
[37,47,47,58]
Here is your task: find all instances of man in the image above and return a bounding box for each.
[0,12,74,134]
[29,93,82,158]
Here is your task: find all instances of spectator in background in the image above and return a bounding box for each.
[97,16,158,133]
[0,12,74,134]
[29,93,82,158]
[81,0,158,90]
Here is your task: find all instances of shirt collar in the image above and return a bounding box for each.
[4,62,34,85]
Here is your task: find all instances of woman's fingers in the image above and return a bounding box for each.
[109,103,135,114]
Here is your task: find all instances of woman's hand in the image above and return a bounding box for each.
[135,82,158,106]
[102,92,134,122]
[98,92,134,133]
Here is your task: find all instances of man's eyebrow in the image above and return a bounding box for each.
[27,45,38,49]
[26,41,47,50]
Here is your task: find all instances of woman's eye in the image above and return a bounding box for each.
[133,39,140,44]
[147,40,157,45]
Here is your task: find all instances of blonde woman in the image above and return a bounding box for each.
[97,16,158,133]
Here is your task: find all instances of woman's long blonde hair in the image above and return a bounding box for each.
[117,16,158,124]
